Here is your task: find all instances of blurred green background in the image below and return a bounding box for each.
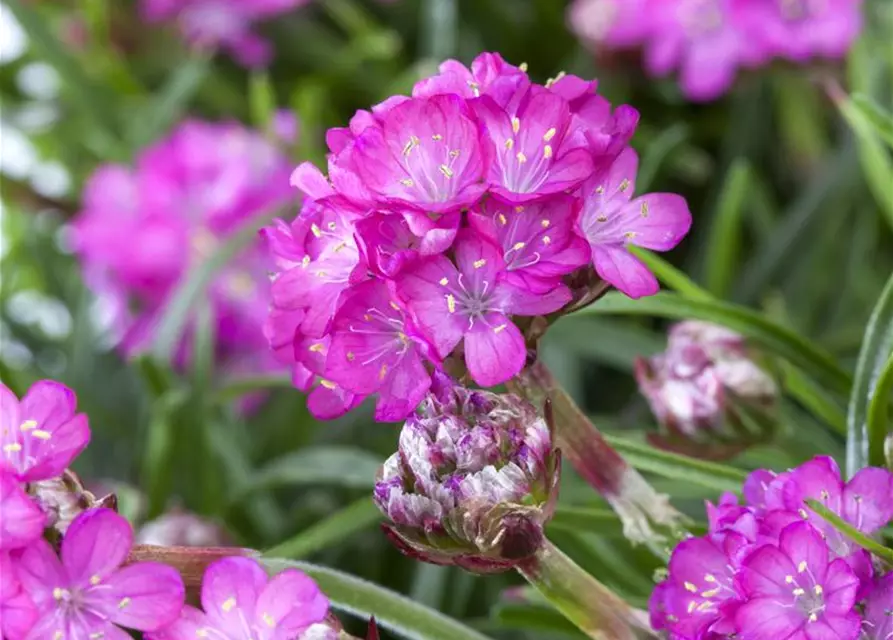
[1,0,892,637]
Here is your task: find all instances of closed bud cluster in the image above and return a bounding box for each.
[635,321,778,459]
[374,376,559,573]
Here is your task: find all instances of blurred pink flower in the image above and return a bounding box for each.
[141,0,312,67]
[17,508,185,638]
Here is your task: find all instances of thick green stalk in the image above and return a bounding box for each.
[516,540,654,640]
[509,360,683,544]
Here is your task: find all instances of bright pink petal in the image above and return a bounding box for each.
[290,162,335,199]
[803,614,861,640]
[61,509,132,588]
[143,606,211,640]
[255,568,329,633]
[591,245,659,298]
[373,351,431,422]
[779,522,829,578]
[843,467,893,533]
[503,282,571,315]
[464,316,525,386]
[17,539,67,610]
[104,562,185,631]
[395,256,464,359]
[740,545,796,599]
[0,474,45,550]
[821,558,859,615]
[735,598,804,640]
[200,556,268,629]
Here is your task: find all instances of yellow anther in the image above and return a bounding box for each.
[473,259,487,269]
[327,221,337,231]
[516,151,527,163]
[432,134,443,141]
[543,128,557,142]
[515,206,525,213]
[814,584,823,595]
[494,324,507,333]
[798,561,808,573]
[390,301,401,311]
[512,242,526,251]
[684,582,698,593]
[792,588,805,596]
[400,178,414,187]
[403,135,420,156]
[315,270,328,278]
[90,575,101,585]
[449,150,460,158]
[505,138,514,150]
[687,601,696,614]
[379,364,389,380]
[446,294,456,313]
[262,612,276,627]
[310,224,322,238]
[696,601,713,611]
[542,236,552,245]
[346,352,355,362]
[624,231,637,240]
[20,420,37,431]
[222,597,237,612]
[595,185,606,194]
[704,574,716,583]
[31,429,51,440]
[301,255,311,268]
[498,214,508,225]
[640,202,649,216]
[541,219,550,228]
[439,277,449,286]
[319,379,337,390]
[439,165,454,178]
[118,597,132,609]
[309,343,325,353]
[3,443,22,453]
[543,145,553,159]
[701,588,720,598]
[511,117,521,134]
[53,588,65,600]
[619,179,630,191]
[54,633,64,640]
[808,613,818,623]
[597,215,608,222]
[785,575,795,583]
[519,62,529,72]
[798,508,809,519]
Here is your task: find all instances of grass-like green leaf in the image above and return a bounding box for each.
[151,211,277,362]
[264,497,381,559]
[578,292,852,395]
[702,160,751,297]
[806,499,893,565]
[636,123,690,192]
[141,388,188,518]
[249,71,277,129]
[229,446,382,504]
[852,94,893,149]
[261,560,495,640]
[491,603,585,638]
[867,354,893,465]
[847,272,893,473]
[215,374,293,402]
[602,433,746,492]
[628,247,713,302]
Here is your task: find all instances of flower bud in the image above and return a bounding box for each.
[374,376,560,573]
[28,469,116,537]
[136,507,232,547]
[635,321,778,459]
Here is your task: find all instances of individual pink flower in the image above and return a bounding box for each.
[469,195,590,293]
[0,381,90,483]
[324,280,432,421]
[862,573,893,640]
[396,232,570,386]
[568,0,652,48]
[736,522,861,640]
[265,199,363,339]
[577,147,691,298]
[17,508,185,638]
[412,52,530,109]
[0,473,45,551]
[140,0,311,67]
[344,94,488,213]
[473,86,594,204]
[742,0,862,62]
[146,556,328,640]
[1,551,38,640]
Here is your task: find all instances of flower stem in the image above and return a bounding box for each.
[509,359,683,544]
[516,539,654,639]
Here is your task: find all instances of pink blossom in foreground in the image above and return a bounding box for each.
[568,0,863,101]
[578,148,691,298]
[0,551,38,640]
[0,380,90,483]
[140,0,311,67]
[650,456,893,639]
[0,473,45,551]
[74,120,294,392]
[17,508,185,638]
[267,51,691,421]
[147,556,328,640]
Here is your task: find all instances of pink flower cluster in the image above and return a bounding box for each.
[650,455,893,639]
[74,119,294,383]
[265,52,692,422]
[140,0,312,67]
[0,380,333,639]
[569,0,863,101]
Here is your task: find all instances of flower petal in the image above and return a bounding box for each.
[590,244,659,299]
[104,562,186,631]
[0,474,46,550]
[17,538,67,610]
[464,315,525,386]
[740,544,796,599]
[842,467,893,533]
[255,568,329,634]
[61,508,132,587]
[734,597,804,640]
[200,556,267,630]
[778,522,829,578]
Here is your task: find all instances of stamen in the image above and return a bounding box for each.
[798,561,808,573]
[511,117,521,134]
[498,214,508,225]
[543,145,553,159]
[309,343,325,353]
[439,277,449,286]
[311,224,322,238]
[516,151,527,163]
[319,379,337,390]
[32,429,52,440]
[473,259,487,269]
[494,324,507,333]
[3,443,21,453]
[222,597,237,612]
[541,219,550,228]
[447,294,456,313]
[19,420,37,431]
[684,582,698,593]
[439,165,454,178]
[543,128,557,142]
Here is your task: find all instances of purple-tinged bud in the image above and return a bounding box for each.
[635,321,778,460]
[374,376,560,573]
[136,508,232,547]
[28,469,116,537]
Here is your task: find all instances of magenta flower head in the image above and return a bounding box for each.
[74,119,293,388]
[140,0,311,66]
[374,377,560,573]
[147,556,329,640]
[634,321,778,459]
[578,148,691,299]
[16,508,185,637]
[0,381,90,483]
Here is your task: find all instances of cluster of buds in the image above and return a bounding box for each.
[265,51,691,422]
[374,375,560,572]
[569,0,862,101]
[635,321,778,459]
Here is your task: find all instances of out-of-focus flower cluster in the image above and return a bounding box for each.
[373,375,559,573]
[650,455,893,639]
[74,118,295,388]
[569,0,862,101]
[0,380,344,639]
[635,321,778,459]
[140,0,312,67]
[265,52,692,421]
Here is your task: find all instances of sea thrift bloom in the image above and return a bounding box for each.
[578,148,691,298]
[635,321,777,455]
[375,378,559,572]
[17,508,185,637]
[737,522,861,638]
[74,120,293,385]
[412,52,530,106]
[140,0,311,67]
[137,509,232,547]
[0,380,90,483]
[0,472,45,550]
[147,556,328,640]
[396,233,570,386]
[1,551,38,640]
